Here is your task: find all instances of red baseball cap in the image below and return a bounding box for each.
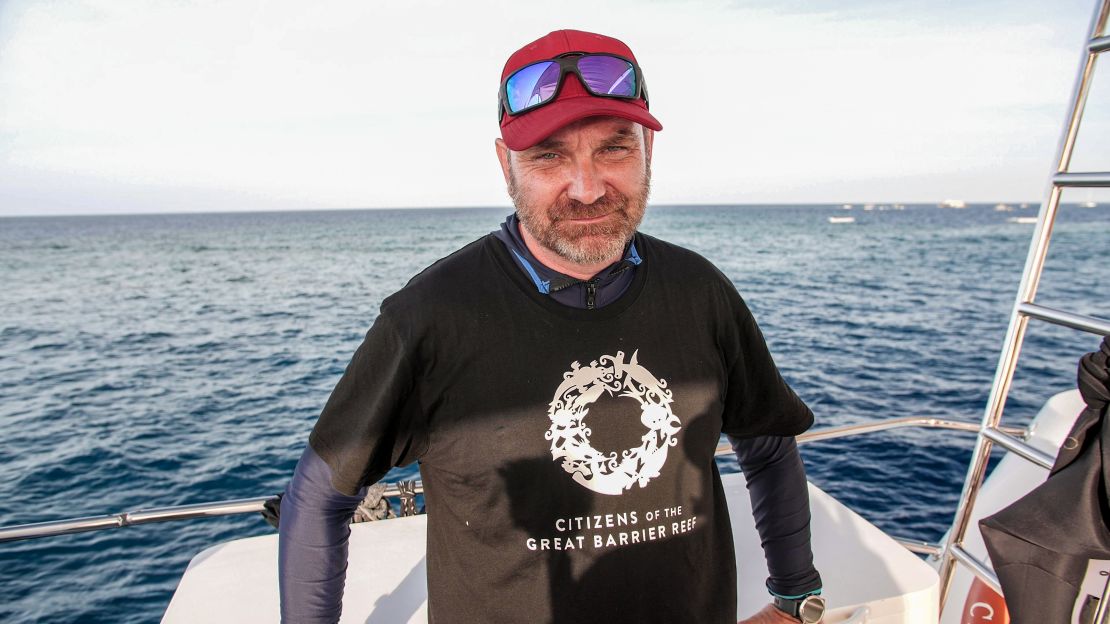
[498,29,663,151]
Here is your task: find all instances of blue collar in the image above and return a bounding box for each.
[492,212,643,306]
[492,213,642,295]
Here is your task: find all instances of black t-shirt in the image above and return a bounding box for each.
[309,232,813,623]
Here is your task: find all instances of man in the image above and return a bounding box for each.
[279,29,823,624]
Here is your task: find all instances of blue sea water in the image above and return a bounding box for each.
[0,204,1107,622]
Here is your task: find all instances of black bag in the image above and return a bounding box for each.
[979,337,1110,623]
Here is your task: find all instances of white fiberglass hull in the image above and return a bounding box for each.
[164,473,938,623]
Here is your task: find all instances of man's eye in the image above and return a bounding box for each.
[605,145,629,153]
[538,153,558,160]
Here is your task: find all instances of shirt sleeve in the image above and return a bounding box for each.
[308,311,428,496]
[279,310,428,622]
[278,446,367,624]
[730,435,822,597]
[718,284,813,438]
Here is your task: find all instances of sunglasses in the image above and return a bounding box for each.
[498,52,650,122]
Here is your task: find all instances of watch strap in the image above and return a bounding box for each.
[772,594,801,618]
[771,591,824,623]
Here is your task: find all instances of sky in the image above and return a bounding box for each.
[0,0,1107,216]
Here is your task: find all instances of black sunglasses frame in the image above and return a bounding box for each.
[497,52,650,122]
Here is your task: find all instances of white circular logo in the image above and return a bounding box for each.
[545,350,681,495]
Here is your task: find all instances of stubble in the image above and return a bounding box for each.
[509,166,652,266]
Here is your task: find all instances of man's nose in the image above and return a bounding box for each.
[566,161,605,205]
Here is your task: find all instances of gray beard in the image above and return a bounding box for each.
[509,169,651,267]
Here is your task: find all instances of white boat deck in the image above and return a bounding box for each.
[164,473,939,623]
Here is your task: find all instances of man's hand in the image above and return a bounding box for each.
[738,603,803,624]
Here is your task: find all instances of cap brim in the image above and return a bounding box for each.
[501,97,662,151]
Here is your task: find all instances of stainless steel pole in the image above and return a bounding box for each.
[936,0,1110,611]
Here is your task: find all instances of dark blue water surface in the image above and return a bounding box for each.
[1,204,1107,622]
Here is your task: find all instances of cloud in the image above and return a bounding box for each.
[0,0,1100,215]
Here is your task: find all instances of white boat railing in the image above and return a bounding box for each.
[0,417,1027,565]
[0,496,273,542]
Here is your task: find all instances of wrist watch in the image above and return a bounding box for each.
[772,592,825,623]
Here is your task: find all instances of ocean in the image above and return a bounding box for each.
[1,204,1107,622]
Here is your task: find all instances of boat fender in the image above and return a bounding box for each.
[961,577,1010,623]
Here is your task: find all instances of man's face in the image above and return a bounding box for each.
[496,117,653,267]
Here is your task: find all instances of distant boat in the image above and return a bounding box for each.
[939,199,967,209]
[1080,200,1097,208]
[828,216,856,224]
[994,203,1013,212]
[1008,216,1038,224]
[841,204,853,210]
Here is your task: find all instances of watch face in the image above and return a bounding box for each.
[798,595,826,623]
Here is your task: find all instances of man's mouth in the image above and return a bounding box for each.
[563,212,614,224]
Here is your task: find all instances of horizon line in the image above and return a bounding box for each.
[0,200,1058,219]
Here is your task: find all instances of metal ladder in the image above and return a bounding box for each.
[937,0,1110,617]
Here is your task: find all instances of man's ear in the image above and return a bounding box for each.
[495,138,512,186]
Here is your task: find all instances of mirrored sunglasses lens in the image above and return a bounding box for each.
[577,56,636,97]
[506,61,561,113]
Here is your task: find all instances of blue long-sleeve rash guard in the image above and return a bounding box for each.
[278,214,821,620]
[279,446,367,623]
[730,435,822,596]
